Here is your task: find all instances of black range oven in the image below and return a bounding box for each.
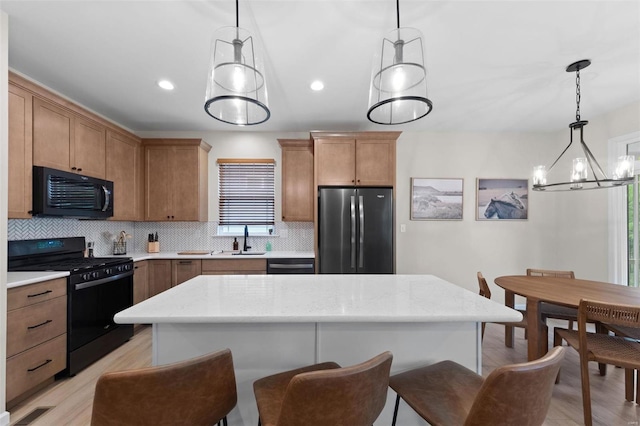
[8,237,133,376]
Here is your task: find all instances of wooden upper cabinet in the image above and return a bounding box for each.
[33,97,72,173]
[278,139,314,222]
[8,83,33,219]
[33,97,106,178]
[314,138,356,186]
[312,132,400,187]
[355,139,396,186]
[73,116,106,178]
[106,130,142,221]
[143,139,211,222]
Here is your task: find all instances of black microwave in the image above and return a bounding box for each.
[32,166,114,219]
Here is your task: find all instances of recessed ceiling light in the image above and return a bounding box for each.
[157,80,175,91]
[310,80,324,91]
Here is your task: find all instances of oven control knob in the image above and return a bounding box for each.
[82,273,90,281]
[91,271,100,279]
[116,265,123,272]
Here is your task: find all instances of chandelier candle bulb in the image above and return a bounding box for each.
[572,158,588,182]
[533,165,547,186]
[614,155,635,180]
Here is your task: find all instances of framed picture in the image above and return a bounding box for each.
[411,178,464,220]
[476,178,528,220]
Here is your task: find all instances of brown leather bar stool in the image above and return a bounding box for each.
[478,272,530,342]
[91,348,237,426]
[389,346,565,426]
[253,351,393,426]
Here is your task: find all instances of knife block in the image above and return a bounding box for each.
[147,242,160,253]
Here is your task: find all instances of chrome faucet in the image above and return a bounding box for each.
[243,225,251,251]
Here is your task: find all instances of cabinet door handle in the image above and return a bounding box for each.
[77,168,82,172]
[179,261,192,265]
[27,359,52,372]
[27,290,53,298]
[27,319,53,330]
[71,166,77,170]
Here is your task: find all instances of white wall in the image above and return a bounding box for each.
[1,10,10,426]
[395,130,558,297]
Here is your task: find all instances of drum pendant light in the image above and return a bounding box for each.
[532,60,634,191]
[204,0,270,126]
[367,0,433,125]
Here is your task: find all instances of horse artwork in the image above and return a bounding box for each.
[484,197,527,219]
[476,179,528,220]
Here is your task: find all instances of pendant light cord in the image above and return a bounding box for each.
[575,68,581,122]
[396,0,400,29]
[236,0,239,27]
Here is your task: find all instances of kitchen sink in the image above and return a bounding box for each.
[232,251,266,256]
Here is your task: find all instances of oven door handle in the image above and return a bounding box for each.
[74,271,133,291]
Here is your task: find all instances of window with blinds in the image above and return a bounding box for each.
[218,159,275,226]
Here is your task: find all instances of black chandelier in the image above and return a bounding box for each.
[532,60,634,191]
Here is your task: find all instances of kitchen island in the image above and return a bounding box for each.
[115,274,521,426]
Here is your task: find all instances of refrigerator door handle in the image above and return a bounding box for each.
[358,195,364,268]
[350,196,356,269]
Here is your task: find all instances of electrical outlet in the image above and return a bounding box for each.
[400,224,406,233]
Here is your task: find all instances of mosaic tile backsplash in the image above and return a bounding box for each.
[8,218,314,257]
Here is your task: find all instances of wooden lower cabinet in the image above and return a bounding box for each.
[148,260,172,298]
[202,259,266,275]
[7,278,67,405]
[133,261,149,305]
[172,259,202,286]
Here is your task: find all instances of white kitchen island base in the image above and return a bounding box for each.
[116,274,521,426]
[153,321,480,426]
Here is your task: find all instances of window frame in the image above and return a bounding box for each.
[609,131,640,285]
[217,158,275,236]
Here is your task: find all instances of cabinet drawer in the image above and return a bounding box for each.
[8,278,67,311]
[7,296,67,358]
[7,334,67,402]
[202,259,266,273]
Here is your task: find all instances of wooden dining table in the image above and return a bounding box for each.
[494,275,640,361]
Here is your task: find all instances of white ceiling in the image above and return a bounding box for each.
[2,0,639,134]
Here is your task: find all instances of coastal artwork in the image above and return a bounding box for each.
[411,178,463,220]
[476,178,528,220]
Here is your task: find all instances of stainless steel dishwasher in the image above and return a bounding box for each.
[266,258,315,274]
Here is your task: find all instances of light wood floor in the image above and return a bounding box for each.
[7,321,640,425]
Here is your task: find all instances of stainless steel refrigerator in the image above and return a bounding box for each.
[318,187,393,274]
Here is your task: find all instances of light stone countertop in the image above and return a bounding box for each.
[7,271,70,289]
[6,252,314,288]
[114,274,522,324]
[129,251,314,262]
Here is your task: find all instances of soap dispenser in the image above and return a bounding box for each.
[233,237,239,251]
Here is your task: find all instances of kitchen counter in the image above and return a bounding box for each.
[115,274,520,426]
[115,274,518,323]
[7,271,70,289]
[5,251,313,289]
[128,251,314,262]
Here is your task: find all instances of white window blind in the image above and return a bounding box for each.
[218,159,275,226]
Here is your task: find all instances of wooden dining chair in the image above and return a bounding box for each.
[478,272,530,344]
[253,351,392,426]
[553,300,640,426]
[91,348,237,426]
[526,268,578,329]
[389,346,565,426]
